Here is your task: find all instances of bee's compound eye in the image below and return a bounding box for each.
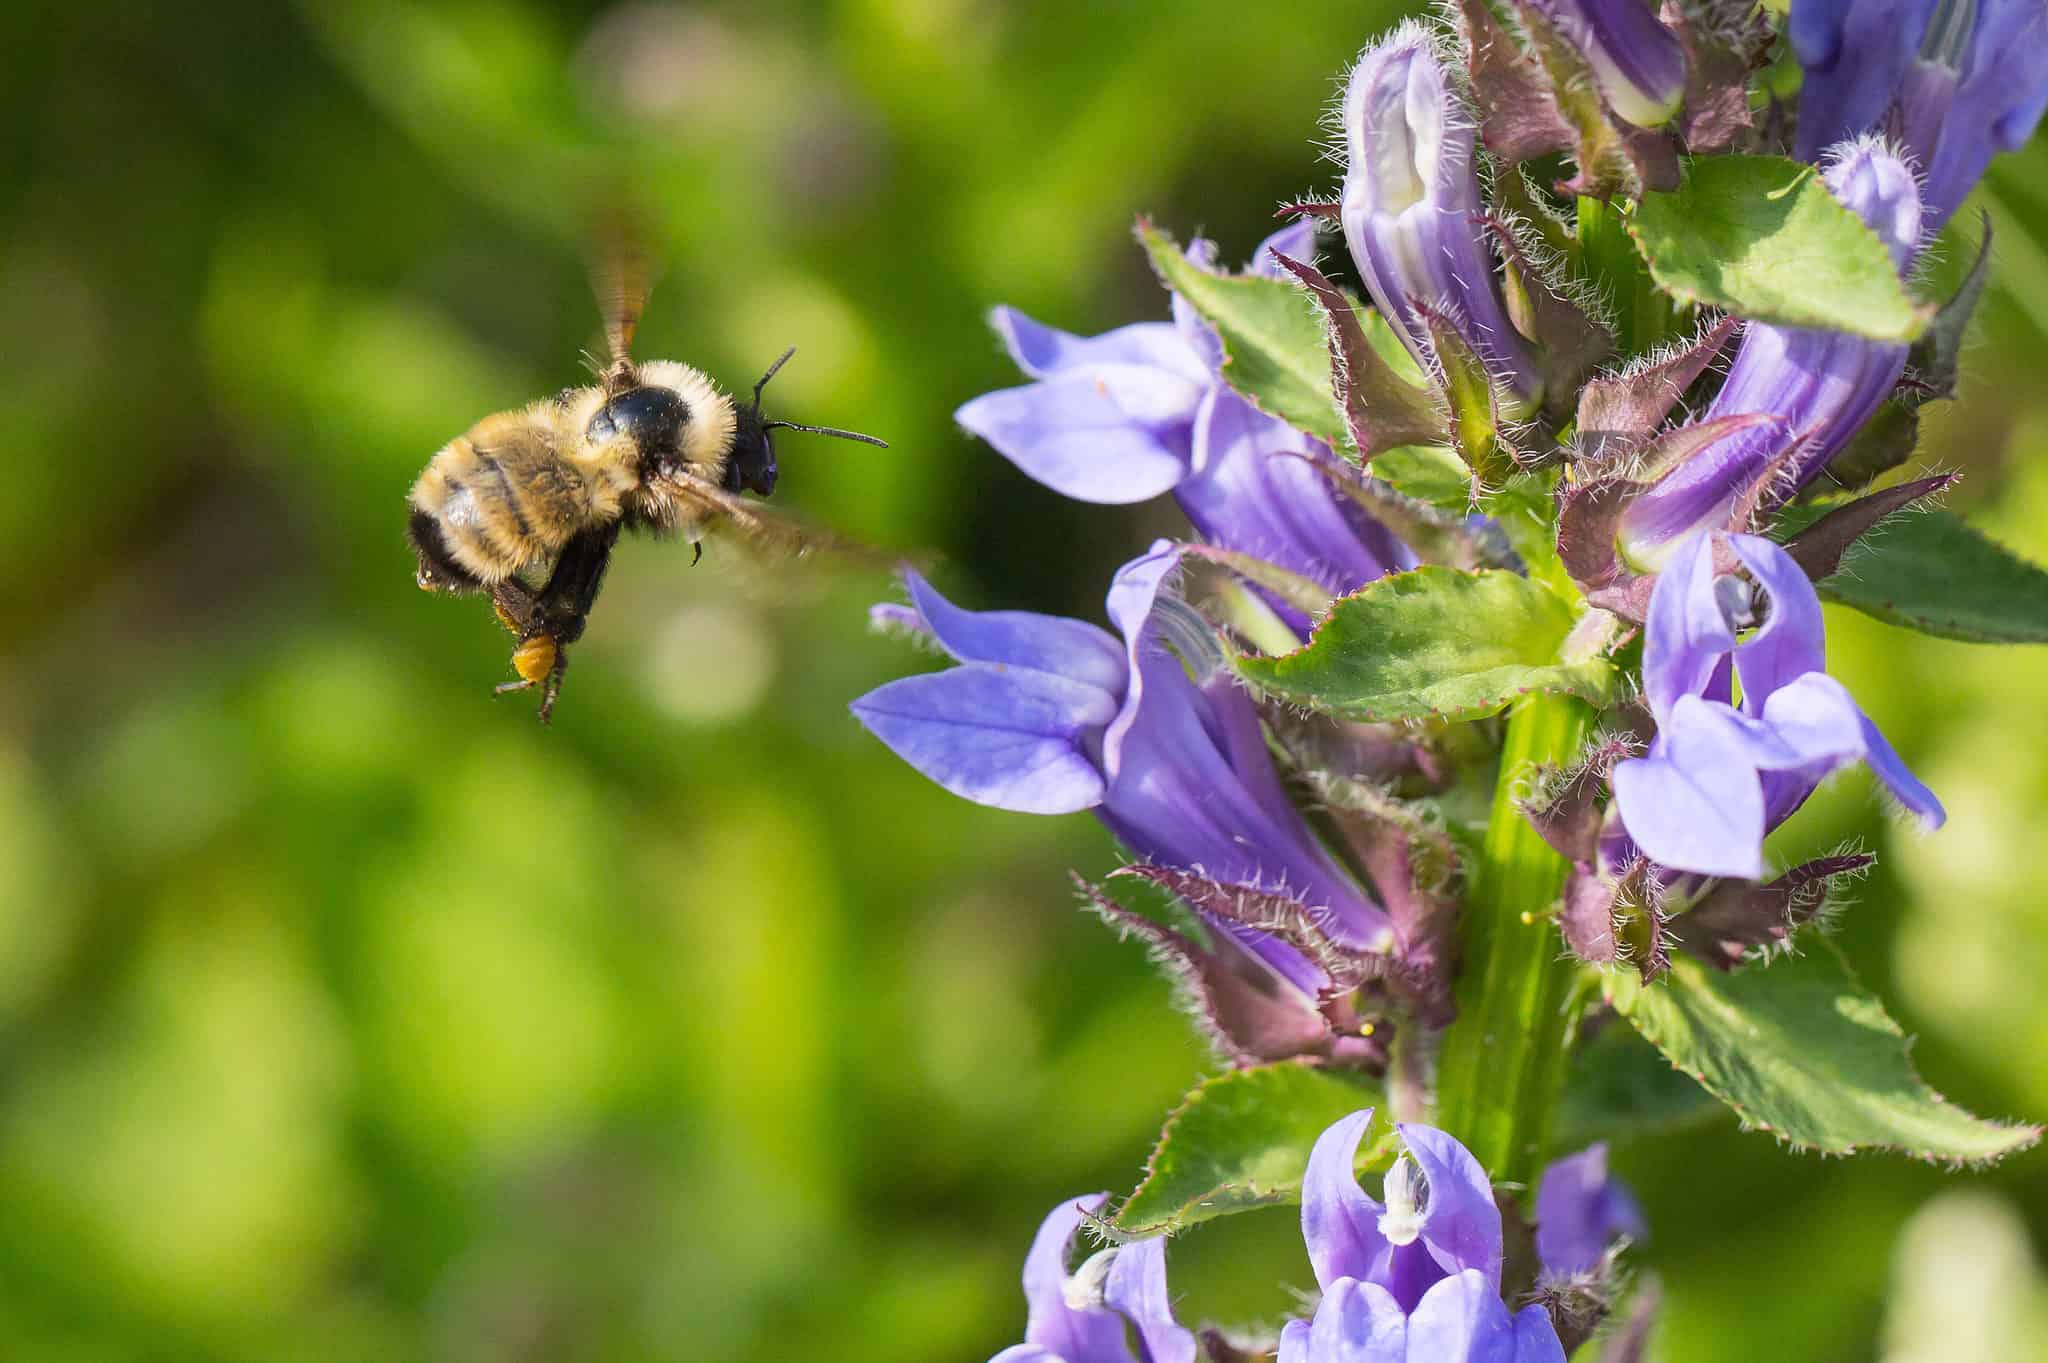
[587,386,687,456]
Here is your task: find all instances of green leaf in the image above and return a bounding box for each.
[1556,1018,1725,1152]
[1139,221,1344,446]
[1628,156,1928,342]
[1234,568,1621,723]
[1775,505,2048,643]
[1609,948,2039,1162]
[1374,445,1474,510]
[1114,1063,1390,1235]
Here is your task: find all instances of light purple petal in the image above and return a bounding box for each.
[1101,541,1187,781]
[957,374,1200,504]
[1278,1318,1315,1363]
[990,1349,1066,1363]
[1750,673,1872,770]
[850,669,1114,815]
[1404,1271,1518,1363]
[991,308,1210,385]
[1018,1195,1136,1363]
[1310,1278,1408,1363]
[1252,219,1319,279]
[1727,534,1826,707]
[1104,1237,1197,1363]
[1612,700,1768,880]
[1857,708,1946,827]
[1509,1304,1569,1363]
[1526,0,1687,127]
[1171,239,1228,369]
[1534,1144,1647,1277]
[1396,1123,1505,1290]
[1177,389,1408,608]
[868,601,928,638]
[1302,1109,1388,1290]
[902,569,1127,693]
[1641,531,1737,724]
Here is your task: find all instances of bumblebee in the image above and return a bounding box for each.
[406,238,885,722]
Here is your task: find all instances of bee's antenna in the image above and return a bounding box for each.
[762,419,889,448]
[751,346,798,410]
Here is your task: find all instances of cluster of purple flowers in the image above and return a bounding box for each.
[849,0,2040,1347]
[986,1112,1641,1363]
[852,3,2003,977]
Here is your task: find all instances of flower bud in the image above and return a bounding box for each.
[1527,0,1689,128]
[1617,139,1921,567]
[1342,25,1545,417]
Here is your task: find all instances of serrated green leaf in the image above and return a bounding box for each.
[1629,156,1928,342]
[1556,1018,1725,1152]
[1234,568,1621,722]
[1139,222,1345,446]
[1114,1063,1390,1235]
[1609,948,2039,1162]
[1774,505,2048,643]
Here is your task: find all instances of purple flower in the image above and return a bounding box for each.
[851,543,1390,996]
[1793,0,2048,227]
[989,1195,1194,1363]
[1526,0,1689,128]
[1611,531,1944,880]
[955,223,1411,627]
[1342,25,1545,418]
[1617,140,1921,567]
[1534,1144,1646,1278]
[1280,1109,1564,1363]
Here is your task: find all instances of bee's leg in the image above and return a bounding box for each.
[501,525,619,723]
[533,525,622,643]
[491,578,541,636]
[535,649,569,725]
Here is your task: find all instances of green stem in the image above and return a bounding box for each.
[1576,196,1680,359]
[1432,692,1594,1194]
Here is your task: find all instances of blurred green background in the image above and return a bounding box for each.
[3,2,2047,1359]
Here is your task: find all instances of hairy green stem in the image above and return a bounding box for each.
[1432,692,1594,1195]
[1577,196,1681,358]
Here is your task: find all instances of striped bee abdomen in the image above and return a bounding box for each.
[410,408,594,584]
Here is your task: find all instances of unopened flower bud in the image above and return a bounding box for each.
[1342,26,1545,417]
[1528,0,1689,127]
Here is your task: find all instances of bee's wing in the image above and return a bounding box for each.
[651,470,909,570]
[588,207,654,378]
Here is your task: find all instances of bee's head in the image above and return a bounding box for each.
[586,384,688,465]
[727,400,780,497]
[727,347,887,497]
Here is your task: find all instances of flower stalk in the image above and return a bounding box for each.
[1432,692,1595,1193]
